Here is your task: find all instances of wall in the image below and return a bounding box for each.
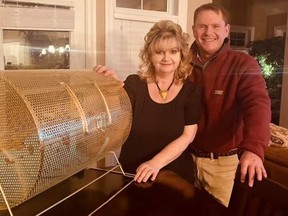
[96,0,105,65]
[214,0,253,26]
[70,0,86,69]
[280,15,288,127]
[266,13,287,38]
[69,0,104,69]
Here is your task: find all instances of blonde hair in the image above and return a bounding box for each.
[137,20,192,83]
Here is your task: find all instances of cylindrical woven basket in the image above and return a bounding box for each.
[0,69,132,209]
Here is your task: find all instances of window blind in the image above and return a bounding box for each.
[0,4,74,30]
[1,0,75,8]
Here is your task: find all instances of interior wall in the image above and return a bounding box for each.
[96,0,105,65]
[70,0,86,69]
[215,0,267,40]
[214,0,252,26]
[251,5,270,40]
[266,13,287,38]
[0,29,3,69]
[280,14,288,128]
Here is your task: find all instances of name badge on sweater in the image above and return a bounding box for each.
[214,90,224,95]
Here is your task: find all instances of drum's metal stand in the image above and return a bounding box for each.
[0,182,14,216]
[0,151,135,216]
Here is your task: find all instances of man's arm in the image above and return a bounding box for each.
[237,56,271,187]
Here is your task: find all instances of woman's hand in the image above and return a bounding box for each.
[134,160,160,183]
[93,65,118,79]
[134,124,198,183]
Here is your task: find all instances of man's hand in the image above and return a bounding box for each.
[93,65,118,80]
[239,151,267,187]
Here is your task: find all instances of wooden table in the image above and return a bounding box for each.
[0,168,232,216]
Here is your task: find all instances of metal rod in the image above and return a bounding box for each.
[0,183,14,216]
[88,178,135,216]
[35,165,121,216]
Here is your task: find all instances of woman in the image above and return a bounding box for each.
[118,20,201,184]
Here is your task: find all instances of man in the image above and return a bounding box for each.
[94,3,271,207]
[188,3,271,207]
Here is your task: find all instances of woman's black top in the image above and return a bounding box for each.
[119,74,201,183]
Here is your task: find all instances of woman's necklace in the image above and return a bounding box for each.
[155,79,174,100]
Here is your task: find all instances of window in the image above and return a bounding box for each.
[0,0,74,70]
[274,25,286,37]
[115,0,179,15]
[230,32,246,47]
[3,30,70,69]
[229,25,255,51]
[116,0,168,12]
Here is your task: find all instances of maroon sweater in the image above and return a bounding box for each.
[189,39,271,161]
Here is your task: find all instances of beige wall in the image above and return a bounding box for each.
[96,0,105,65]
[250,4,269,40]
[266,13,287,38]
[214,0,256,27]
[94,0,105,167]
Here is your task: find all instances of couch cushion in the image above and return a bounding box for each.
[265,123,288,167]
[265,146,288,168]
[264,123,288,188]
[269,123,288,147]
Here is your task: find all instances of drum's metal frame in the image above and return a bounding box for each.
[0,70,132,215]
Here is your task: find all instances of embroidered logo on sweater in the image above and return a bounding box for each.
[214,90,224,95]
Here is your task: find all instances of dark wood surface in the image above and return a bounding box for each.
[0,168,232,216]
[229,170,288,216]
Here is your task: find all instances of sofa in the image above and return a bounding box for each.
[264,123,288,188]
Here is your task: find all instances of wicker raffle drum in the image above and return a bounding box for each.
[0,70,132,210]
